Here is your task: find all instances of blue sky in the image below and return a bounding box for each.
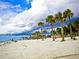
[0,0,79,34]
[0,0,32,13]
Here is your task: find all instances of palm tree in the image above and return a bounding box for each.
[38,22,44,40]
[65,9,73,39]
[32,31,41,40]
[73,20,79,30]
[42,30,47,39]
[73,20,79,36]
[45,15,55,41]
[57,27,61,35]
[55,12,66,41]
[63,26,69,36]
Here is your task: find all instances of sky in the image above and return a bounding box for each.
[0,0,79,34]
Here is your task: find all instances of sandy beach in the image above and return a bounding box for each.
[0,37,79,59]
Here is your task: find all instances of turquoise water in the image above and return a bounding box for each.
[0,35,28,42]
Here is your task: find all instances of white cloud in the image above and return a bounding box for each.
[0,1,23,25]
[0,0,79,34]
[0,1,23,12]
[26,0,31,4]
[0,2,11,9]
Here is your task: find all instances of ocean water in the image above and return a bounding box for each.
[0,35,29,42]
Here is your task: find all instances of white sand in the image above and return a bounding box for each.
[0,37,79,59]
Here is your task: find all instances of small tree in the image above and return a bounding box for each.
[45,15,55,41]
[32,31,41,40]
[55,11,66,41]
[38,22,44,40]
[65,9,74,39]
[73,20,79,36]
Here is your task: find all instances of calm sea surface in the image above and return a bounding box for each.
[0,35,29,42]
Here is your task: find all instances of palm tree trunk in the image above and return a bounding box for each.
[41,28,44,41]
[37,34,38,40]
[51,24,55,41]
[70,25,73,39]
[61,20,65,41]
[69,18,73,39]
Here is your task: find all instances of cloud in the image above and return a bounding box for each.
[0,1,11,9]
[0,1,23,23]
[0,1,23,13]
[26,0,32,4]
[0,0,79,34]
